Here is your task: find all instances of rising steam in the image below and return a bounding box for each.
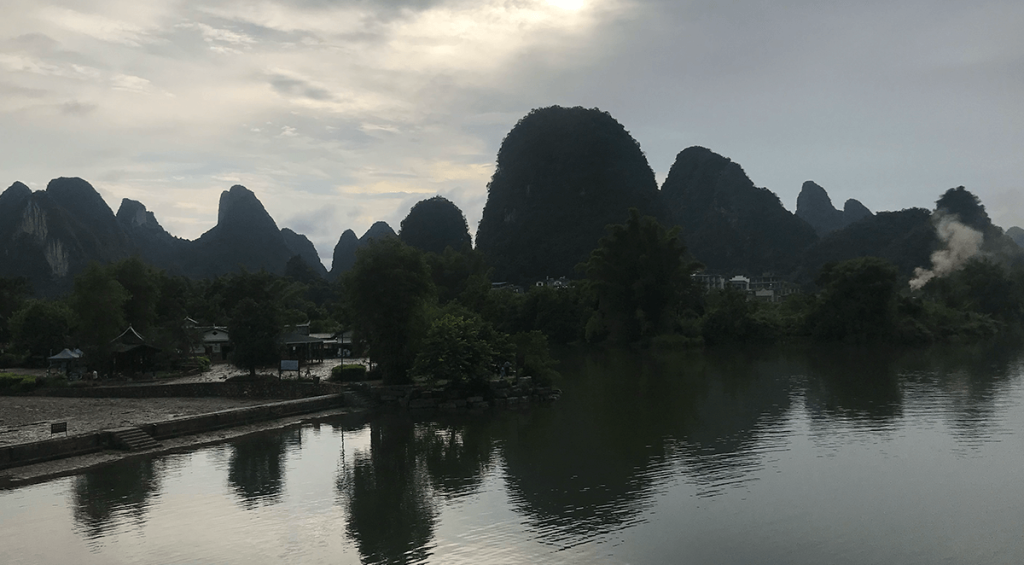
[909,212,984,290]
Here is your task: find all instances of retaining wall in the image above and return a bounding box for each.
[0,394,346,471]
[37,381,330,399]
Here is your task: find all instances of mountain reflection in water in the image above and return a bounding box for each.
[2,341,1023,565]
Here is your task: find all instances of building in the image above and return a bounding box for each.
[692,273,726,291]
[280,323,325,366]
[110,326,161,375]
[197,326,232,362]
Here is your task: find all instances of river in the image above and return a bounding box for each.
[2,341,1023,564]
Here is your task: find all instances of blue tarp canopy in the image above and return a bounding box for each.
[48,348,83,361]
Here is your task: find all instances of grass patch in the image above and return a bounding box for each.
[0,374,38,394]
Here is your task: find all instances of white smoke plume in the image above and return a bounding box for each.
[909,212,984,290]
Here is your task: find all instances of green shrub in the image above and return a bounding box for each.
[0,374,37,394]
[330,364,368,382]
[0,352,24,368]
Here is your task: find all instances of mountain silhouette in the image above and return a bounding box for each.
[796,181,872,236]
[329,221,397,278]
[185,185,297,278]
[661,147,818,275]
[399,196,471,255]
[0,178,131,295]
[281,228,328,279]
[475,106,667,282]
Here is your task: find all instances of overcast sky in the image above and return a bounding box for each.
[3,0,1023,269]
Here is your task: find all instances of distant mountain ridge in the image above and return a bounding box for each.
[0,179,331,294]
[796,181,872,236]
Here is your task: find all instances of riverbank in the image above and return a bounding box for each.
[0,399,366,490]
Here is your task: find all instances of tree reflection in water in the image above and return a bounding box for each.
[227,428,299,508]
[338,416,438,565]
[803,344,905,424]
[499,346,797,547]
[71,457,161,539]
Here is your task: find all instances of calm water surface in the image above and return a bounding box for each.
[3,342,1024,564]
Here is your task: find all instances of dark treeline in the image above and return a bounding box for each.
[3,203,1024,383]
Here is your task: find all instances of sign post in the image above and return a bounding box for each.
[280,360,299,379]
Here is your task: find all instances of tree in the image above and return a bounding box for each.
[345,238,435,384]
[412,313,510,388]
[71,263,129,363]
[423,247,490,306]
[10,299,73,362]
[509,330,560,386]
[228,297,282,377]
[924,257,1023,322]
[809,257,900,342]
[0,276,30,345]
[701,289,764,345]
[581,208,696,342]
[111,257,159,332]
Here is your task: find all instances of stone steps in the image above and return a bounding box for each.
[110,427,161,451]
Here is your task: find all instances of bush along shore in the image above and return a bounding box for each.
[353,376,561,412]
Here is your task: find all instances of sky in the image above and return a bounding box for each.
[2,0,1023,269]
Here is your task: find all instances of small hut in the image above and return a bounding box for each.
[111,326,161,375]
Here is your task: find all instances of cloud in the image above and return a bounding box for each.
[267,72,336,101]
[2,0,1024,255]
[60,100,97,115]
[41,7,155,47]
[110,73,152,93]
[284,204,337,237]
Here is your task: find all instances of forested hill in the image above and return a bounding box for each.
[660,146,819,276]
[475,106,668,283]
[795,186,1024,285]
[399,196,471,255]
[795,208,935,284]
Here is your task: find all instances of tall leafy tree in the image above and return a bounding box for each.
[809,257,900,342]
[412,313,511,388]
[423,247,490,306]
[0,276,30,345]
[111,257,159,332]
[10,299,73,361]
[228,297,282,377]
[582,209,696,342]
[345,238,434,384]
[71,263,129,363]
